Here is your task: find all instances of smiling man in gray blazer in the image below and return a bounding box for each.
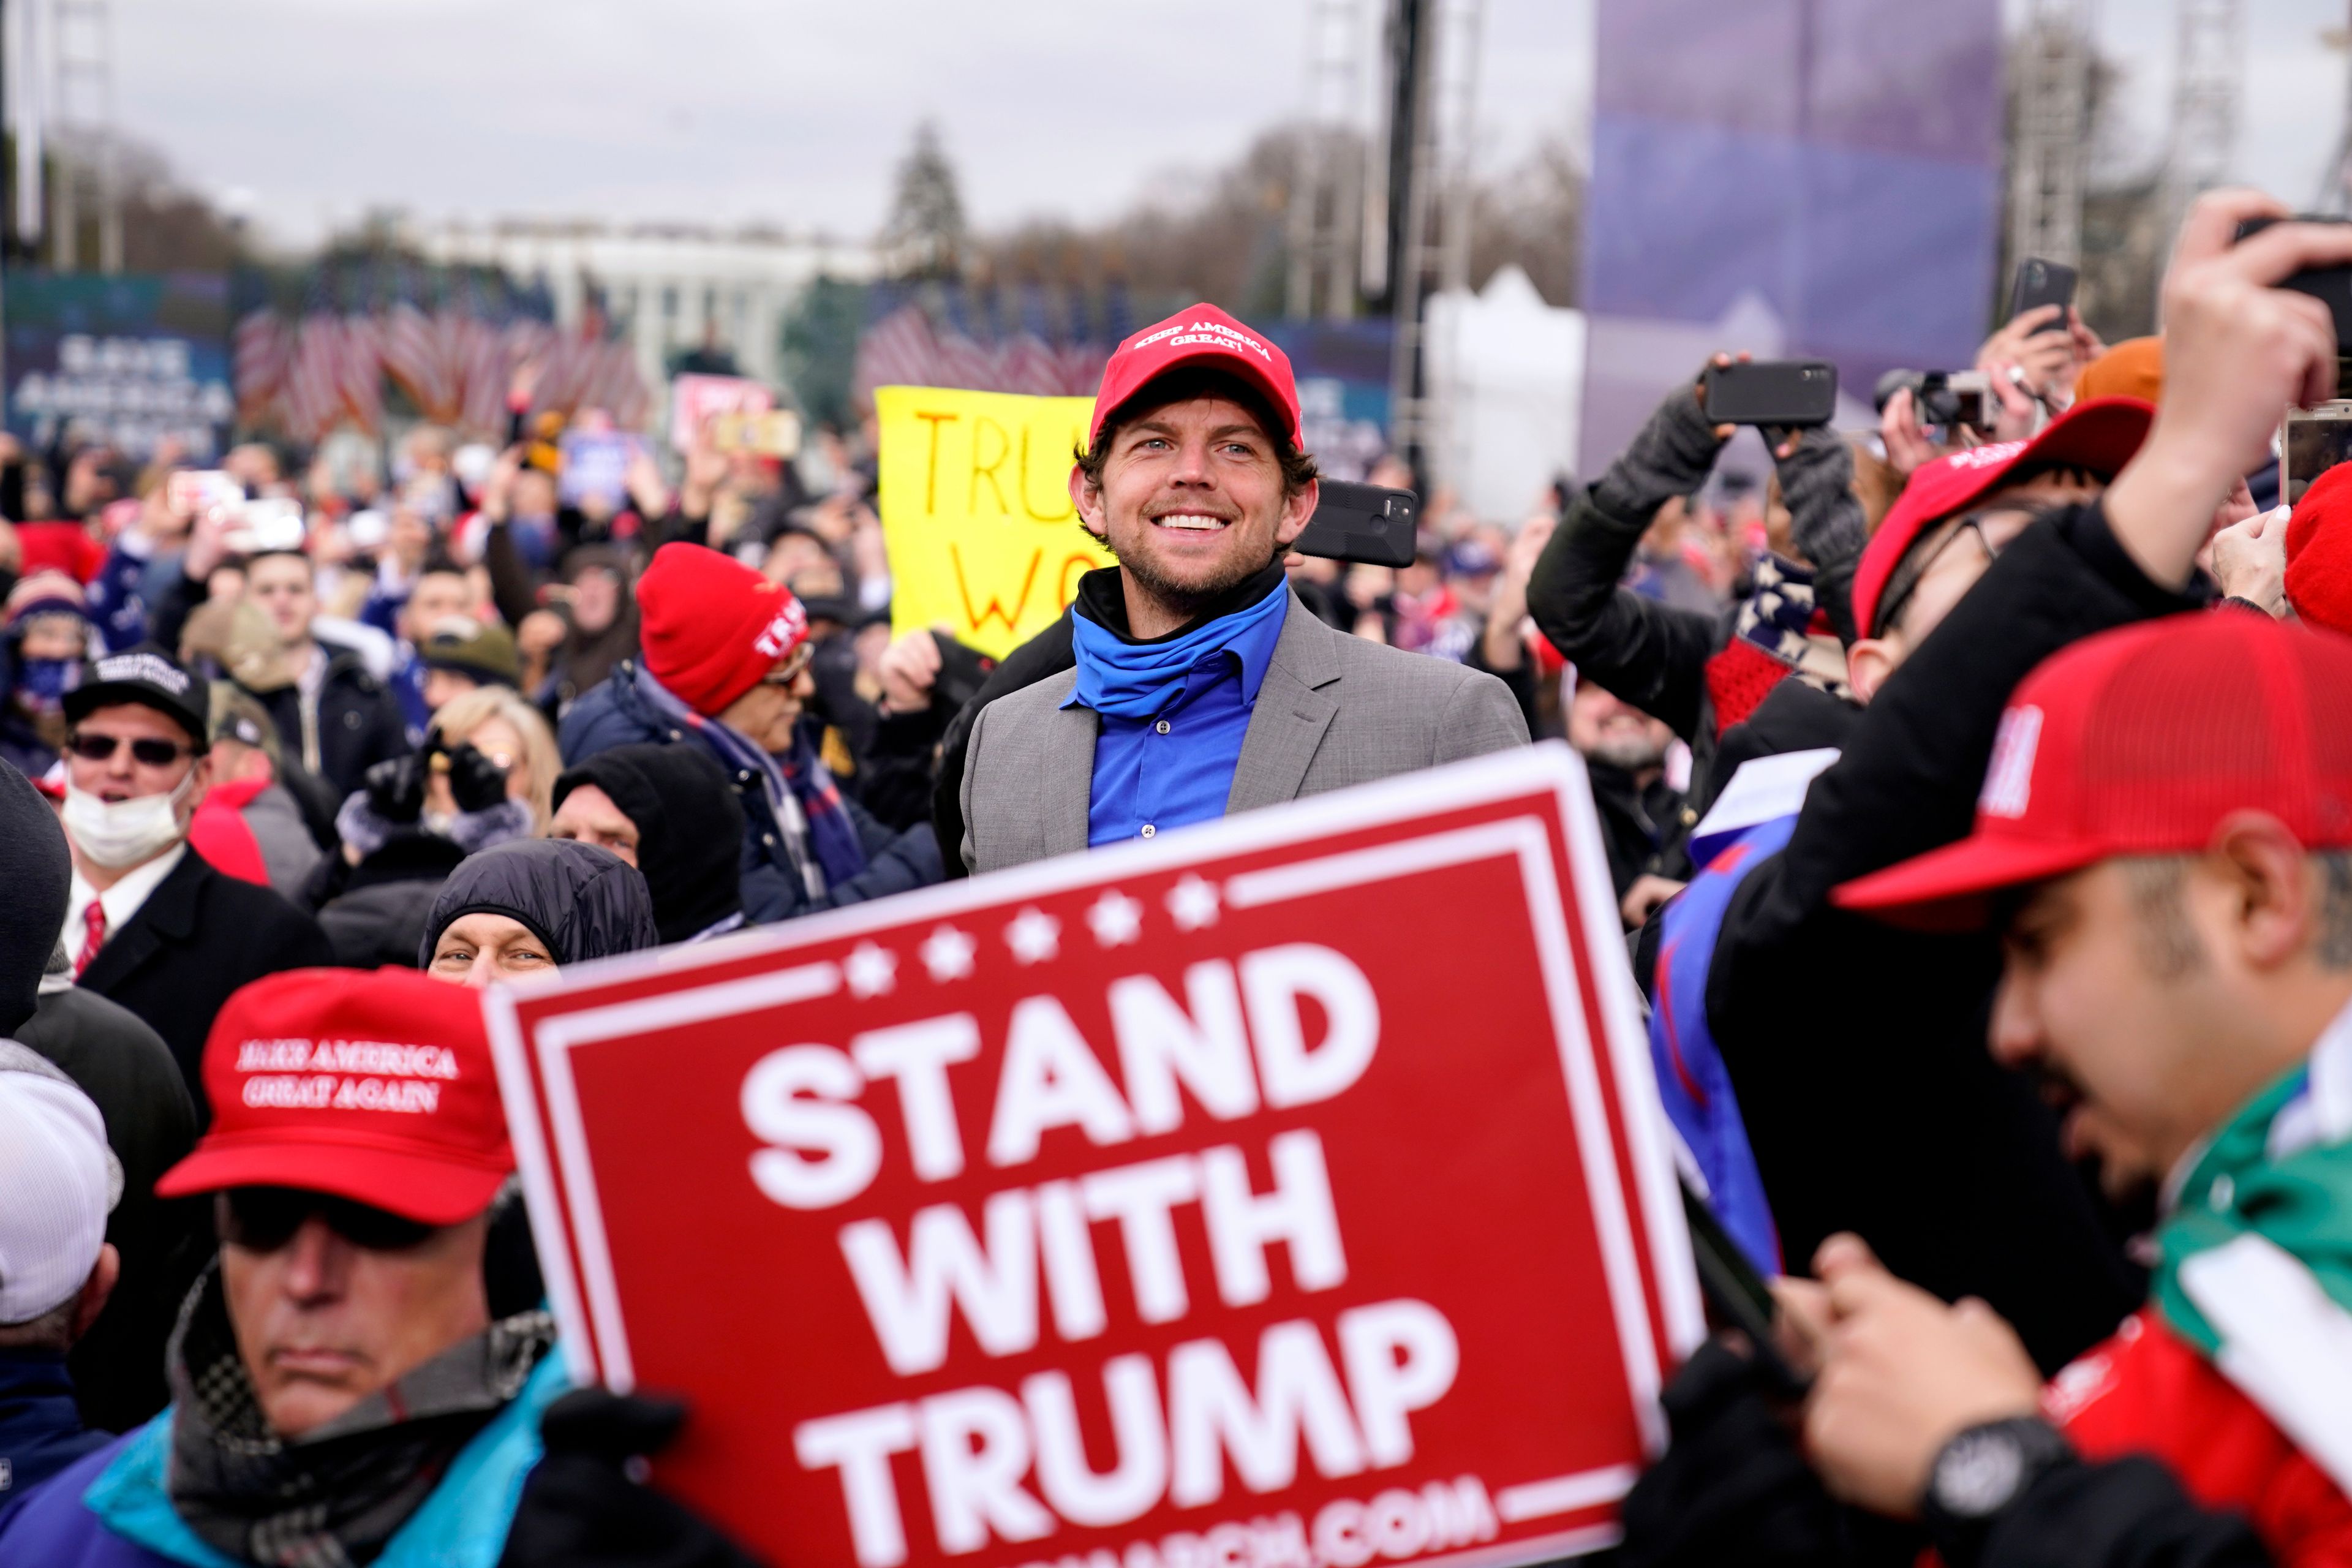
[959,303,1528,876]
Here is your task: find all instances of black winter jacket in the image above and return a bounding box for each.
[1708,500,2203,1374]
[241,641,412,802]
[18,985,203,1434]
[76,848,335,1124]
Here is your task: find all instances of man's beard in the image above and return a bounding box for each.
[1586,731,1669,772]
[1109,530,1276,623]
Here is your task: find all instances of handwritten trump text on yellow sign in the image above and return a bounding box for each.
[876,385,1114,659]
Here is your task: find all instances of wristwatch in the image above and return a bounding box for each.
[1919,1415,2075,1567]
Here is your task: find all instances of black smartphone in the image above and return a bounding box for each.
[2236,214,2352,354]
[1700,360,1838,427]
[2009,256,2077,322]
[1680,1182,1809,1395]
[1292,480,1419,568]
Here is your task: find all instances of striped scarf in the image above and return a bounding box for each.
[631,662,865,901]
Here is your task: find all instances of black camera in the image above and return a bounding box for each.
[1874,368,1991,432]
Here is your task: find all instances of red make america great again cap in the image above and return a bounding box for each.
[156,967,513,1224]
[1835,612,2352,922]
[1090,303,1302,447]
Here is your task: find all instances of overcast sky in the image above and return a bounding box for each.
[102,0,2346,252]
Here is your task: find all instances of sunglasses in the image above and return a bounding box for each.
[220,1186,438,1253]
[761,644,815,687]
[66,731,194,767]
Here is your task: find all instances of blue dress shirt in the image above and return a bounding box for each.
[1069,601,1287,847]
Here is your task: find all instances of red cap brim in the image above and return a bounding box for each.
[155,1130,510,1226]
[1831,831,2108,930]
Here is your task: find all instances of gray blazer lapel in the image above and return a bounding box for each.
[1039,693,1100,857]
[1227,594,1342,813]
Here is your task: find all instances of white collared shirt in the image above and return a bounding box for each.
[62,842,187,975]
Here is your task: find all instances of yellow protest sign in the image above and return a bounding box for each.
[876,385,1114,658]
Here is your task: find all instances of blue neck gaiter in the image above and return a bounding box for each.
[1071,570,1289,720]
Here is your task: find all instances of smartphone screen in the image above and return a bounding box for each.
[2284,404,2352,503]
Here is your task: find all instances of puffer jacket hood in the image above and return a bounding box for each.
[419,838,658,969]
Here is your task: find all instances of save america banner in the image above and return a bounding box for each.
[486,743,1703,1567]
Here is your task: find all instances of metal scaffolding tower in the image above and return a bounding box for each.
[1285,0,1368,320]
[1384,0,1482,478]
[49,0,121,273]
[2008,0,2097,269]
[2162,0,2242,250]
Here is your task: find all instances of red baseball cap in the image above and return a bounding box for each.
[1852,397,2154,640]
[2285,459,2352,635]
[1834,613,2352,923]
[156,968,513,1224]
[1089,303,1302,448]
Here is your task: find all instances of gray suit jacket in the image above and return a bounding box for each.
[960,590,1530,873]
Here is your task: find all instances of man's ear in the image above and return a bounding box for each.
[1275,477,1321,549]
[1069,464,1107,542]
[1845,636,1898,706]
[73,1243,119,1343]
[2203,811,2321,971]
[185,753,214,815]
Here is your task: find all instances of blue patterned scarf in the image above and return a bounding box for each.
[630,662,866,900]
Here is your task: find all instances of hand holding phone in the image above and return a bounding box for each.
[2009,257,2078,322]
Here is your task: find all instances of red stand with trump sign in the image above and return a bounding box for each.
[486,742,1703,1568]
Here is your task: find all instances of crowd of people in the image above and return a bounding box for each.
[2,185,2352,1567]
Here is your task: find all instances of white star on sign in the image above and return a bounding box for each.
[1087,890,1144,948]
[919,925,976,982]
[1005,907,1061,965]
[1166,875,1221,931]
[844,942,898,998]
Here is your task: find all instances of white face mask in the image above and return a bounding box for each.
[62,775,194,869]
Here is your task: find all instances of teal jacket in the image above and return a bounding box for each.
[0,1351,568,1567]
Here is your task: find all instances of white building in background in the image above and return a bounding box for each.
[413,217,877,402]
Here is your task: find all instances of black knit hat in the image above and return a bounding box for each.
[0,759,70,1035]
[552,743,745,945]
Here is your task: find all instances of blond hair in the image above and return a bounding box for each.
[428,685,561,830]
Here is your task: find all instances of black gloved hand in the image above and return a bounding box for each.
[1593,363,1733,524]
[1615,1338,1867,1568]
[498,1389,766,1568]
[442,741,510,815]
[361,753,428,825]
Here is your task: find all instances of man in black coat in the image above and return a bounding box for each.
[55,648,333,1119]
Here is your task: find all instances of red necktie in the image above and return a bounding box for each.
[74,900,106,978]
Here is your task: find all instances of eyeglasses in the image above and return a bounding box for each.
[760,644,815,687]
[1873,510,2015,637]
[66,732,193,767]
[221,1186,437,1253]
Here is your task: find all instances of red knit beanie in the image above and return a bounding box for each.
[636,543,810,716]
[2285,462,2352,636]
